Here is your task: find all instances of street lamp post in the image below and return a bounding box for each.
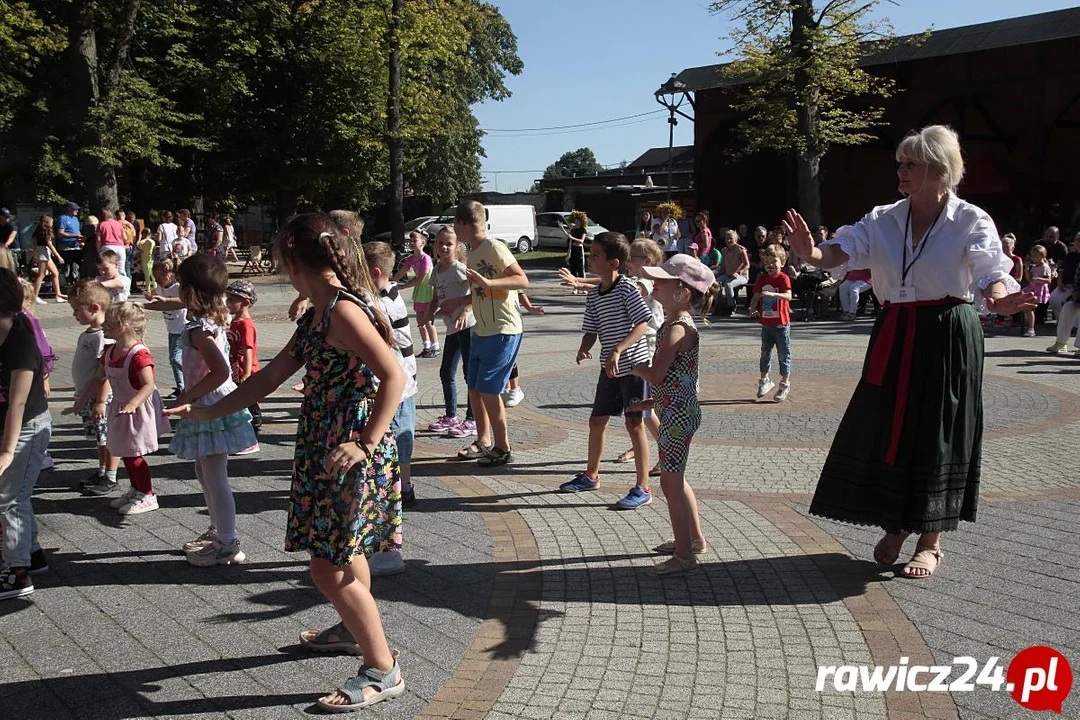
[654,74,695,203]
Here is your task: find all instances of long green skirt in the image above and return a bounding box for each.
[809,301,983,533]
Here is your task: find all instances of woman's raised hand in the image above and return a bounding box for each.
[783,209,816,261]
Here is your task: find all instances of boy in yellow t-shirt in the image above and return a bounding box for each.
[452,201,529,467]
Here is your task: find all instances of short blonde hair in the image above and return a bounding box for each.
[896,125,965,192]
[105,301,148,340]
[629,238,662,266]
[69,279,112,310]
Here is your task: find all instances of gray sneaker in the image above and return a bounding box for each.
[186,538,245,567]
[774,382,791,402]
[756,378,775,400]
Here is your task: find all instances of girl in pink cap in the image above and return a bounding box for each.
[632,253,717,577]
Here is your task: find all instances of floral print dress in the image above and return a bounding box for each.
[285,289,402,566]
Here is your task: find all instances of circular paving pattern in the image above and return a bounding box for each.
[522,360,1069,447]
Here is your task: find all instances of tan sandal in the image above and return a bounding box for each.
[648,554,701,578]
[901,546,943,579]
[653,538,708,555]
[614,449,635,463]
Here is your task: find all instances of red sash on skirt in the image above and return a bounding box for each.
[866,297,966,465]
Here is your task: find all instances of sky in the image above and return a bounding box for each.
[473,0,1079,192]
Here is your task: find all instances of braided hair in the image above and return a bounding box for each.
[276,213,392,346]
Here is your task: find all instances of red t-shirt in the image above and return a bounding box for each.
[100,345,155,387]
[753,272,792,326]
[228,317,260,383]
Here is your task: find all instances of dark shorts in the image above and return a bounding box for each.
[591,370,649,418]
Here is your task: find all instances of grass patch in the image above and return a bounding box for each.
[515,249,566,270]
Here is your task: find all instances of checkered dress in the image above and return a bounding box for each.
[654,316,701,473]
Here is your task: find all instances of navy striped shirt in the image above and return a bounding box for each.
[581,275,652,377]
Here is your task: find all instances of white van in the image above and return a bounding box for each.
[427,204,538,253]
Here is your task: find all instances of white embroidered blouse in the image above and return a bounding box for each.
[823,193,1020,312]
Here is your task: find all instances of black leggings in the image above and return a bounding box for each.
[567,243,586,278]
[440,330,473,420]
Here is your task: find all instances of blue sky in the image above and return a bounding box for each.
[473,0,1079,192]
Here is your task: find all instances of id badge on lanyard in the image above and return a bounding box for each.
[894,203,944,304]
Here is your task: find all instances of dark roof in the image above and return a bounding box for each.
[669,7,1080,92]
[628,145,695,168]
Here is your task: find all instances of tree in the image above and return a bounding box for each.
[710,0,905,226]
[543,147,603,180]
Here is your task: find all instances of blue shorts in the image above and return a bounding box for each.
[467,332,522,395]
[391,395,416,465]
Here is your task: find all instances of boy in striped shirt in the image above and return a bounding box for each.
[559,232,654,509]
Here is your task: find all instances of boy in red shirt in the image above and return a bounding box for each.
[750,250,793,402]
[225,280,261,452]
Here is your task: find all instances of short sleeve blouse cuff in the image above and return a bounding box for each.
[972,273,1022,314]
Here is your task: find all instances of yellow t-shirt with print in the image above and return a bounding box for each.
[468,238,523,337]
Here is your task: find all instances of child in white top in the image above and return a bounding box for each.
[65,281,120,493]
[144,258,187,396]
[96,249,131,302]
[167,255,257,566]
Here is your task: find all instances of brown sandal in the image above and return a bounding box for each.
[901,546,943,579]
[872,532,910,566]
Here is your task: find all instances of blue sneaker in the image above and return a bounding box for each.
[614,486,652,510]
[559,473,600,493]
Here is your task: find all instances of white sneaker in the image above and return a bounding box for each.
[503,387,525,408]
[34,297,46,305]
[756,378,775,400]
[774,382,791,402]
[109,487,140,509]
[367,550,405,577]
[234,443,260,456]
[42,452,54,470]
[119,492,159,515]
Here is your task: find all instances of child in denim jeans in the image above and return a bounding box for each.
[144,258,186,397]
[750,251,793,402]
[0,268,52,600]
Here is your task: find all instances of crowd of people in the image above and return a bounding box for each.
[0,204,242,302]
[0,124,1072,712]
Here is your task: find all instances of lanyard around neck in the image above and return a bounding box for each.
[901,201,946,286]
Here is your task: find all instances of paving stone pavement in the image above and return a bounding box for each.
[4,267,1079,719]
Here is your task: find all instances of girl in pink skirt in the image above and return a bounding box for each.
[95,301,169,514]
[1022,244,1052,338]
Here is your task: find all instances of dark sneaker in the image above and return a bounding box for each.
[0,568,33,600]
[82,477,119,496]
[28,549,49,576]
[79,470,108,489]
[401,485,417,508]
[559,472,600,493]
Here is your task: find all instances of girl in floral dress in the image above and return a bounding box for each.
[166,214,406,712]
[168,255,257,567]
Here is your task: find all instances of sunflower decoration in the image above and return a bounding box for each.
[655,201,683,220]
[568,210,589,227]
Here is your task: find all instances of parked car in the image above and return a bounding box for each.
[535,212,608,249]
[373,215,438,253]
[427,204,538,253]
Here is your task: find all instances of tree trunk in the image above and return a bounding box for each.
[791,0,823,228]
[387,0,405,247]
[69,9,117,212]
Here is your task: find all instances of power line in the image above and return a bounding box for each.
[481,109,665,133]
[482,116,661,138]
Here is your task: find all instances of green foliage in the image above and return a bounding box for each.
[543,147,603,180]
[0,0,522,216]
[0,1,64,131]
[710,0,898,159]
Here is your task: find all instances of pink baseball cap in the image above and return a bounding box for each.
[641,253,714,293]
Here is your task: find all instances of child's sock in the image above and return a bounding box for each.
[423,340,431,350]
[431,342,440,352]
[98,465,108,475]
[105,470,118,483]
